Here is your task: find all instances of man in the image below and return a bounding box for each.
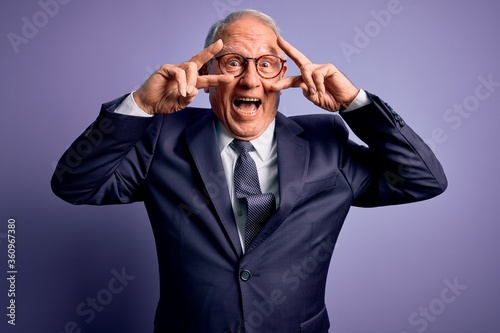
[51,9,447,333]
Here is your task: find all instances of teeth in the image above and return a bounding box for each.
[236,98,260,102]
[234,97,261,114]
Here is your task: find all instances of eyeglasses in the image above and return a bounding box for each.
[215,53,286,79]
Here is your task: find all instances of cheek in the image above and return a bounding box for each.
[209,87,224,105]
[263,88,281,107]
[209,84,233,101]
[209,88,232,121]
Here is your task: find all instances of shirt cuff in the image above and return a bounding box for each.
[114,92,154,117]
[342,89,371,112]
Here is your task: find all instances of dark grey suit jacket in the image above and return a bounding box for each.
[51,92,447,333]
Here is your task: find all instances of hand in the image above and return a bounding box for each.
[272,37,359,112]
[134,39,234,114]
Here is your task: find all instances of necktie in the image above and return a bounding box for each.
[232,140,276,249]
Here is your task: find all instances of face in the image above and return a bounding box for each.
[206,16,287,140]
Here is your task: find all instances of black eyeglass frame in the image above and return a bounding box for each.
[214,52,287,79]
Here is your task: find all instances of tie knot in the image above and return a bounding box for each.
[231,139,253,154]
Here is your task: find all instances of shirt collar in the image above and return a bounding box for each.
[216,118,276,162]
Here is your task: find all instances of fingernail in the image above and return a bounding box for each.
[187,85,194,94]
[310,87,317,95]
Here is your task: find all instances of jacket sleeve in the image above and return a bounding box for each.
[339,92,447,207]
[50,94,161,205]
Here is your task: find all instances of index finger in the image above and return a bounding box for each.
[277,37,312,68]
[271,75,303,92]
[196,74,234,89]
[188,39,224,70]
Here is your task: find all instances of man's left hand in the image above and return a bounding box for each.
[272,37,359,112]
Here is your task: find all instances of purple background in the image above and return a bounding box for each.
[1,0,499,332]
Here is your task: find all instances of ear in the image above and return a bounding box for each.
[278,64,288,95]
[199,63,209,76]
[198,63,211,93]
[280,63,288,79]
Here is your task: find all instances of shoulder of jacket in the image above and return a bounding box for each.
[288,113,348,137]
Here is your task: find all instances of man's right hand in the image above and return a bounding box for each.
[134,39,234,115]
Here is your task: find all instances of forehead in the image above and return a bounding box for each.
[217,16,280,55]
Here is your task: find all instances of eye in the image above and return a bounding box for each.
[259,61,272,68]
[227,58,243,67]
[257,56,279,69]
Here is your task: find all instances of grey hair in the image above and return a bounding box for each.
[204,9,282,48]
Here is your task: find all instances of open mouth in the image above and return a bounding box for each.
[233,97,262,115]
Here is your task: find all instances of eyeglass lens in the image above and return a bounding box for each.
[218,54,284,78]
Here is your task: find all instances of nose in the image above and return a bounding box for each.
[238,60,261,88]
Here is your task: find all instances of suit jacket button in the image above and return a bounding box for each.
[240,270,251,281]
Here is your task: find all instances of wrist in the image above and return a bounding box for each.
[339,88,360,111]
[132,91,154,115]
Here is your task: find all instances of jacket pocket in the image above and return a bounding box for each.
[301,174,337,198]
[300,306,330,333]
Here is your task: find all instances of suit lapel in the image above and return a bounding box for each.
[246,113,310,252]
[185,110,310,255]
[184,111,243,257]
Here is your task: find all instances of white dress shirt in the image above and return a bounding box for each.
[114,90,371,252]
[216,119,279,252]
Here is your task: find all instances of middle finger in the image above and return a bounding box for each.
[277,37,312,68]
[188,39,224,70]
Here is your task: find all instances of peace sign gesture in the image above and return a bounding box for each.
[272,37,360,112]
[134,39,234,114]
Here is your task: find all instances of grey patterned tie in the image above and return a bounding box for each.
[232,140,276,249]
